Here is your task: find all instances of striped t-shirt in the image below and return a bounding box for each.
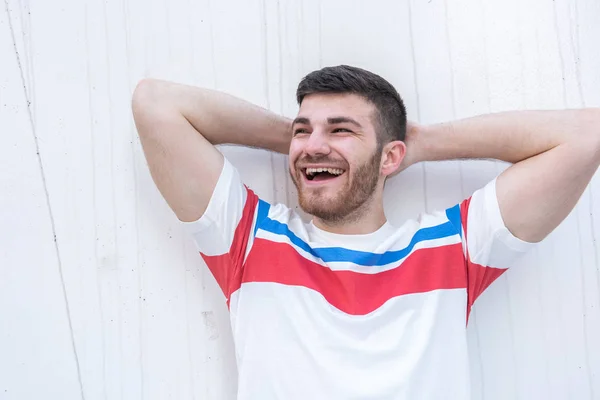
[185,157,533,400]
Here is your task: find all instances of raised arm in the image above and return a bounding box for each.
[401,109,600,242]
[131,79,291,222]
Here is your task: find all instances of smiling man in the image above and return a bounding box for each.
[290,75,402,231]
[132,65,600,399]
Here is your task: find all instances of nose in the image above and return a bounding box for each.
[304,130,331,157]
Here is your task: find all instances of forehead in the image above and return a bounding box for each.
[296,93,376,126]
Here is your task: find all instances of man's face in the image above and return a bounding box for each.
[288,93,383,222]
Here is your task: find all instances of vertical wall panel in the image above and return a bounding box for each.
[1,1,83,399]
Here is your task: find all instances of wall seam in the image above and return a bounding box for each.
[3,0,86,398]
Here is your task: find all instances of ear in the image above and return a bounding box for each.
[380,140,407,177]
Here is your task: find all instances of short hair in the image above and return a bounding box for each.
[296,65,407,146]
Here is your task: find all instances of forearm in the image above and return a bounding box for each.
[135,79,292,154]
[416,109,600,164]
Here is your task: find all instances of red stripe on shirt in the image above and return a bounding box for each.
[201,187,259,307]
[461,198,507,322]
[242,238,467,316]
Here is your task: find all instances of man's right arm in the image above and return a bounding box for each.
[131,79,292,222]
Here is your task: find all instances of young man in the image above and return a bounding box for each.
[132,65,600,399]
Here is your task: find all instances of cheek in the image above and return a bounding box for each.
[288,141,303,168]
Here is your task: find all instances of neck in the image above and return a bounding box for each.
[312,196,387,235]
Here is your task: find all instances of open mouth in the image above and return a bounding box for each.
[303,167,345,182]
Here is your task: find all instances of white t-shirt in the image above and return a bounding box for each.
[184,158,533,400]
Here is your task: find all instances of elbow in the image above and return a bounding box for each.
[131,79,177,138]
[131,78,163,117]
[592,108,600,153]
[132,79,173,139]
[583,108,600,158]
[571,108,600,158]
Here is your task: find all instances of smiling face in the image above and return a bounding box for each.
[289,93,385,223]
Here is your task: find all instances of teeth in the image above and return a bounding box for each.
[305,167,344,176]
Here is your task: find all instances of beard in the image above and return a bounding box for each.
[290,148,382,224]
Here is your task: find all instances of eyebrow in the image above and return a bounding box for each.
[292,117,311,126]
[327,116,362,128]
[292,116,363,128]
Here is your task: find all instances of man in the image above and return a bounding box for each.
[132,65,600,399]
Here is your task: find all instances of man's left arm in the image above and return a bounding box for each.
[404,109,600,243]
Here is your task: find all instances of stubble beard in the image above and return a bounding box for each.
[291,149,382,224]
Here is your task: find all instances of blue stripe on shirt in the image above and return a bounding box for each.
[254,202,462,266]
[445,204,462,239]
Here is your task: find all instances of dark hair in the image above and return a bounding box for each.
[296,65,407,146]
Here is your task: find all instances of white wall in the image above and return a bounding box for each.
[1,0,600,399]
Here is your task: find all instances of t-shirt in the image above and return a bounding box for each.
[184,157,534,400]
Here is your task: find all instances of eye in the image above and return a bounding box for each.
[332,127,352,133]
[294,128,310,136]
[294,128,309,135]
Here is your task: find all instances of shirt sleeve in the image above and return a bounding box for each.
[452,178,535,316]
[181,157,260,306]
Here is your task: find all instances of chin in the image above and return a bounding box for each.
[298,195,347,221]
